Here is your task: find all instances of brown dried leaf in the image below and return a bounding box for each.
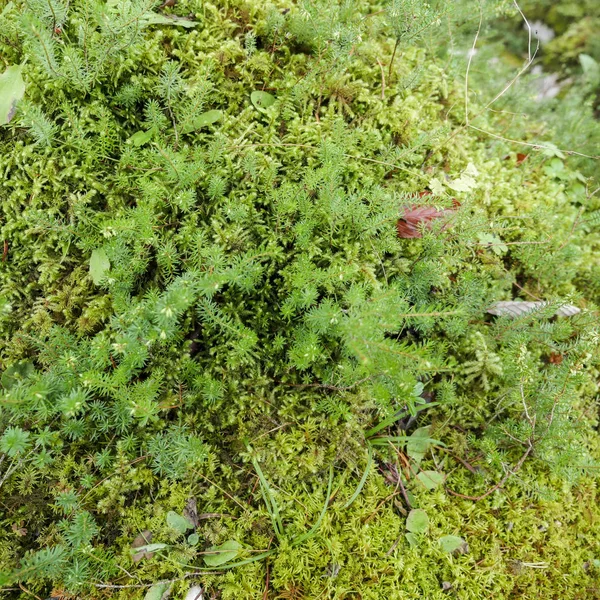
[131,530,153,562]
[397,202,458,239]
[183,496,199,528]
[11,522,27,536]
[547,353,563,365]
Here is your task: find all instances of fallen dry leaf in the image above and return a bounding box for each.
[131,530,154,562]
[397,194,459,239]
[183,496,199,528]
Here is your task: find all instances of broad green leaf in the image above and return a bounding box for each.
[141,13,198,28]
[181,109,223,134]
[89,249,110,285]
[251,91,275,113]
[406,508,429,534]
[129,128,156,147]
[144,582,170,600]
[203,540,242,567]
[187,532,200,545]
[439,535,466,553]
[2,360,34,389]
[405,532,418,547]
[406,426,432,462]
[0,64,26,125]
[416,470,445,490]
[166,511,193,535]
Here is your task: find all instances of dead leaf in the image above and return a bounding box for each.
[183,497,199,528]
[516,153,528,165]
[547,353,563,365]
[397,198,459,239]
[11,522,27,536]
[487,301,580,318]
[131,530,154,562]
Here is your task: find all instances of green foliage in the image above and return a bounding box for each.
[0,0,599,598]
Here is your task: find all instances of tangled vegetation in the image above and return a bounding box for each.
[0,0,599,598]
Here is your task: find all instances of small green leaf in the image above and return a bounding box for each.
[129,128,156,147]
[0,64,26,125]
[541,142,566,159]
[429,177,445,196]
[129,542,168,554]
[439,535,466,553]
[406,426,432,462]
[446,162,478,192]
[477,232,508,256]
[405,532,418,547]
[166,511,193,535]
[144,582,170,600]
[203,540,242,567]
[406,508,429,534]
[181,109,223,134]
[251,91,276,113]
[89,249,110,285]
[416,470,445,490]
[187,532,200,546]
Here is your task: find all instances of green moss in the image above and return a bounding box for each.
[0,0,599,598]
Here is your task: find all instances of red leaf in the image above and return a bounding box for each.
[397,199,458,239]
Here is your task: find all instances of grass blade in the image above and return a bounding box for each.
[365,402,438,438]
[252,457,284,540]
[342,444,373,509]
[293,464,334,546]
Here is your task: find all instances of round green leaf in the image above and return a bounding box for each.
[406,508,429,534]
[406,426,432,463]
[439,535,465,553]
[144,582,170,600]
[187,532,200,546]
[251,91,275,113]
[416,470,445,490]
[166,511,193,535]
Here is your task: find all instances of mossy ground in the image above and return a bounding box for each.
[0,1,599,598]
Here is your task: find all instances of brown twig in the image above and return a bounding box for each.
[263,561,270,600]
[18,583,42,600]
[446,443,533,501]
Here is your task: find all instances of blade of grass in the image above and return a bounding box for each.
[365,402,438,438]
[252,457,284,540]
[292,464,334,546]
[342,444,373,509]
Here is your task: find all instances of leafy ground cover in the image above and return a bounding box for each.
[0,1,599,598]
